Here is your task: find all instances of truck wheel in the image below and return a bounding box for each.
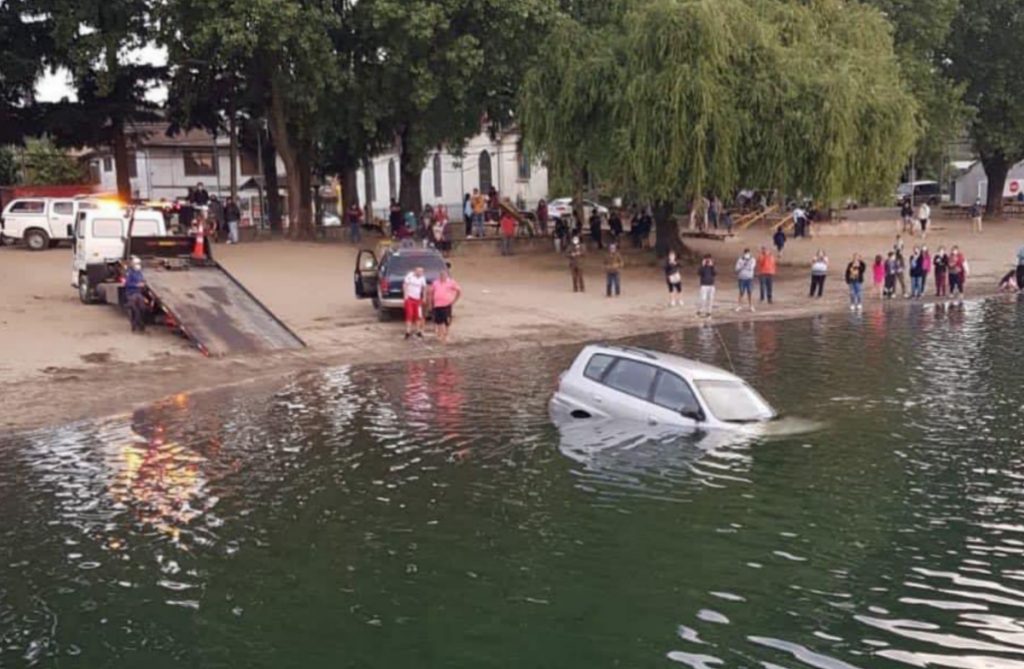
[78,273,95,304]
[24,229,49,251]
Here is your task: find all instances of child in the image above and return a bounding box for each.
[872,254,885,299]
[697,254,716,317]
[665,250,683,306]
[773,226,786,256]
[883,251,897,299]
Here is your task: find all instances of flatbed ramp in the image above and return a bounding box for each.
[145,265,305,356]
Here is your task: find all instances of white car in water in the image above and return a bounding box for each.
[550,344,777,430]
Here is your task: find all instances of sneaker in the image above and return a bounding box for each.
[850,304,856,311]
[735,306,743,312]
[404,333,411,340]
[749,306,756,312]
[416,331,423,338]
[857,304,863,311]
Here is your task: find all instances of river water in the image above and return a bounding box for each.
[3,297,1024,668]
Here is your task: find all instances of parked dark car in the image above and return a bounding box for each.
[895,181,943,207]
[353,244,448,321]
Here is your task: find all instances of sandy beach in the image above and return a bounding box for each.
[1,210,1020,431]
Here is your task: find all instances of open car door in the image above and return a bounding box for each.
[354,249,379,298]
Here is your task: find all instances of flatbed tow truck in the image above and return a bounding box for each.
[73,208,304,357]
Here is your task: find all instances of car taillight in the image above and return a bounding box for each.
[380,277,389,294]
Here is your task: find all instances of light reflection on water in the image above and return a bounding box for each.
[3,297,1024,667]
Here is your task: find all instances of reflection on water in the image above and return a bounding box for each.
[4,297,1024,667]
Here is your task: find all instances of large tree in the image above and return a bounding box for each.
[0,1,54,143]
[943,0,1024,216]
[20,137,85,184]
[354,0,554,214]
[44,0,163,199]
[522,0,918,255]
[865,0,965,178]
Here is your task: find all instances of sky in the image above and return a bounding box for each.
[34,44,168,103]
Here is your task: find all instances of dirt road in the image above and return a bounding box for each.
[1,214,1019,431]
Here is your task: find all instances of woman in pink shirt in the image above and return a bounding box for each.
[872,254,885,299]
[430,270,462,344]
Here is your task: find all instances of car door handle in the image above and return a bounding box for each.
[591,395,603,404]
[647,416,658,426]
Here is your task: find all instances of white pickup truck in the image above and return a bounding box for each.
[0,197,100,250]
[71,208,167,303]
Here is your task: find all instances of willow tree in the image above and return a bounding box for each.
[522,0,918,255]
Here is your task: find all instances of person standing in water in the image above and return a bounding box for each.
[665,250,683,306]
[809,250,829,298]
[845,253,867,311]
[872,254,885,299]
[430,270,462,344]
[933,246,949,297]
[948,246,967,301]
[697,255,716,317]
[756,245,776,305]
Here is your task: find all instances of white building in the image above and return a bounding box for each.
[952,159,1024,205]
[86,122,285,202]
[356,130,549,220]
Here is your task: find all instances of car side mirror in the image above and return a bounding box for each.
[681,408,705,422]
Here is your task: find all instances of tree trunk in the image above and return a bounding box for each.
[267,74,314,238]
[653,200,678,258]
[981,152,1009,217]
[112,120,131,200]
[261,129,282,232]
[571,166,585,231]
[341,166,359,212]
[398,126,424,214]
[228,103,239,200]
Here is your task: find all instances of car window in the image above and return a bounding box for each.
[652,371,701,414]
[133,219,160,236]
[52,202,75,215]
[694,380,775,423]
[10,200,44,214]
[584,354,616,381]
[388,254,447,276]
[602,359,658,400]
[92,218,123,238]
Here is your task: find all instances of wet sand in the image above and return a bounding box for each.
[1,212,1020,431]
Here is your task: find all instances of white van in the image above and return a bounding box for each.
[0,198,85,250]
[71,208,167,303]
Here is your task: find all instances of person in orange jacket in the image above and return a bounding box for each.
[756,245,777,304]
[499,210,517,256]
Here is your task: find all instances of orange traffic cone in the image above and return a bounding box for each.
[192,226,206,260]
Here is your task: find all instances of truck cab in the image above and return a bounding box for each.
[71,208,167,303]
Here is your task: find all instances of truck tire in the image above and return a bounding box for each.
[78,273,96,304]
[24,228,49,251]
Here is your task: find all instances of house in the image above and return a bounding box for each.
[355,131,549,221]
[952,159,1024,205]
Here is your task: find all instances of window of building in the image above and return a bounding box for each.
[433,153,443,199]
[479,150,492,193]
[388,159,397,201]
[103,157,113,172]
[88,162,101,184]
[183,150,217,176]
[126,152,138,178]
[517,148,531,181]
[240,150,260,177]
[364,160,376,203]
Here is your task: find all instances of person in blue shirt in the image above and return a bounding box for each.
[124,256,149,333]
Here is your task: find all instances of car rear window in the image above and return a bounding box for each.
[602,359,658,400]
[92,218,123,238]
[10,200,44,214]
[584,354,615,381]
[387,254,447,276]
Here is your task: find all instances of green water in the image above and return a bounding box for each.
[4,297,1024,668]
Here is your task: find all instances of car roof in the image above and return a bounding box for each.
[581,344,740,382]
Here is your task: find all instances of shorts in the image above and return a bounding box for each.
[404,298,422,323]
[433,305,452,325]
[667,280,682,293]
[738,278,753,296]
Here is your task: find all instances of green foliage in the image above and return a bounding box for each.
[21,137,84,185]
[0,146,19,185]
[863,0,965,177]
[0,1,54,142]
[523,0,918,211]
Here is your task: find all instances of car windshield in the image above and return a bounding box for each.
[694,379,775,423]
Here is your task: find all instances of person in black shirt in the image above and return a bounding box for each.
[697,254,716,317]
[845,253,867,311]
[191,182,210,206]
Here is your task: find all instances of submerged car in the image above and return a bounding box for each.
[550,344,777,430]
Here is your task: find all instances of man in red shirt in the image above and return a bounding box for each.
[499,210,517,256]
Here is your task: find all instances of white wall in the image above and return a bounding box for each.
[355,132,549,221]
[954,160,1024,205]
[91,147,286,201]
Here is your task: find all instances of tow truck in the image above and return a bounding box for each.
[72,207,305,357]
